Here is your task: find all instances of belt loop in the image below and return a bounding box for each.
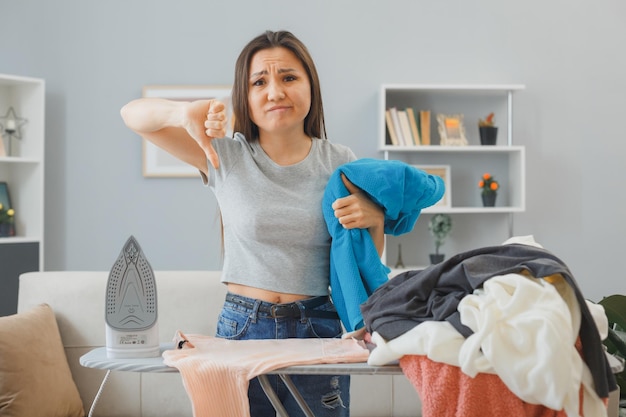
[295,301,307,323]
[249,299,261,323]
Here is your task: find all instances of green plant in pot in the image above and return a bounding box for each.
[478,112,498,145]
[598,294,626,401]
[0,203,15,237]
[479,173,499,207]
[428,213,452,264]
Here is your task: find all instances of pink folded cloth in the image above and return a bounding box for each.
[399,354,595,417]
[163,335,369,417]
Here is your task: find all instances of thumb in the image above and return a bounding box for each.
[340,173,361,195]
[208,99,225,114]
[204,142,220,170]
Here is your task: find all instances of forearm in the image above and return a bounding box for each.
[120,98,211,173]
[120,98,186,133]
[369,222,385,258]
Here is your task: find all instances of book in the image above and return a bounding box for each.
[406,107,421,146]
[398,110,415,146]
[384,110,399,146]
[389,107,406,146]
[420,110,431,145]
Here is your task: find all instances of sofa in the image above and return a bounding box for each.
[13,270,423,417]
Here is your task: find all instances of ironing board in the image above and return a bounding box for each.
[80,343,402,417]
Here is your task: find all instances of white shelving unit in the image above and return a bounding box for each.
[379,84,525,270]
[0,73,45,315]
[382,146,525,214]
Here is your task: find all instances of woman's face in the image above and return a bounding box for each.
[247,47,311,138]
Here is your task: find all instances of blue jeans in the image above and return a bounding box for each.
[216,293,350,417]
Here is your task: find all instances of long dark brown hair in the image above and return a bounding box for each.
[231,30,327,140]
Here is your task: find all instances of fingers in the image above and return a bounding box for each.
[195,100,226,169]
[332,174,384,230]
[333,174,358,226]
[204,100,227,139]
[342,327,367,340]
[332,173,360,211]
[333,195,362,228]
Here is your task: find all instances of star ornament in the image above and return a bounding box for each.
[0,107,28,140]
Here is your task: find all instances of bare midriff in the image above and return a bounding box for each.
[227,283,313,304]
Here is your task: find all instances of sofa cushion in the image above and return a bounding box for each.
[0,303,84,417]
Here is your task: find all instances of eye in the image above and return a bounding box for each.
[284,75,297,82]
[252,78,265,87]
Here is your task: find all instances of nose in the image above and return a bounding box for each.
[267,80,285,101]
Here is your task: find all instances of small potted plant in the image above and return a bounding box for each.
[0,203,15,237]
[478,173,499,207]
[478,112,498,145]
[428,213,452,264]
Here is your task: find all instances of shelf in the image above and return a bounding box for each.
[382,84,525,93]
[379,83,525,269]
[0,236,42,245]
[380,145,524,153]
[380,84,525,148]
[422,206,524,214]
[0,156,41,164]
[0,73,45,280]
[390,147,524,211]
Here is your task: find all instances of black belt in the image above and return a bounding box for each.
[225,293,339,320]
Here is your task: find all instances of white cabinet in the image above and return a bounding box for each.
[379,84,525,269]
[0,74,45,315]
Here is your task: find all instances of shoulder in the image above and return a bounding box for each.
[211,133,257,165]
[314,138,357,163]
[211,132,251,152]
[208,133,254,185]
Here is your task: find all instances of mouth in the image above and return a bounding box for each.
[267,105,290,112]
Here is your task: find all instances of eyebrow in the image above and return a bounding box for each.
[250,68,297,79]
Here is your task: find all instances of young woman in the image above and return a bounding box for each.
[121,30,384,416]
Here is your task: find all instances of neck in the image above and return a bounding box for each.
[258,132,312,166]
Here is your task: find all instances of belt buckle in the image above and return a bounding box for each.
[270,304,283,318]
[270,304,295,318]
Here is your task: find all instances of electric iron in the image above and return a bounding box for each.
[105,235,159,358]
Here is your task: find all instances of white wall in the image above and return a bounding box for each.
[1,0,624,302]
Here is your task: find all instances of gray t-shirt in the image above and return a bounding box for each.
[208,133,356,296]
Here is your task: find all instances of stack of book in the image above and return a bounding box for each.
[385,107,431,146]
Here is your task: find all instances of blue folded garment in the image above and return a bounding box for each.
[322,158,445,332]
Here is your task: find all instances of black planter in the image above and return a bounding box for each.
[0,223,15,237]
[479,126,498,145]
[429,254,444,264]
[482,192,497,207]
